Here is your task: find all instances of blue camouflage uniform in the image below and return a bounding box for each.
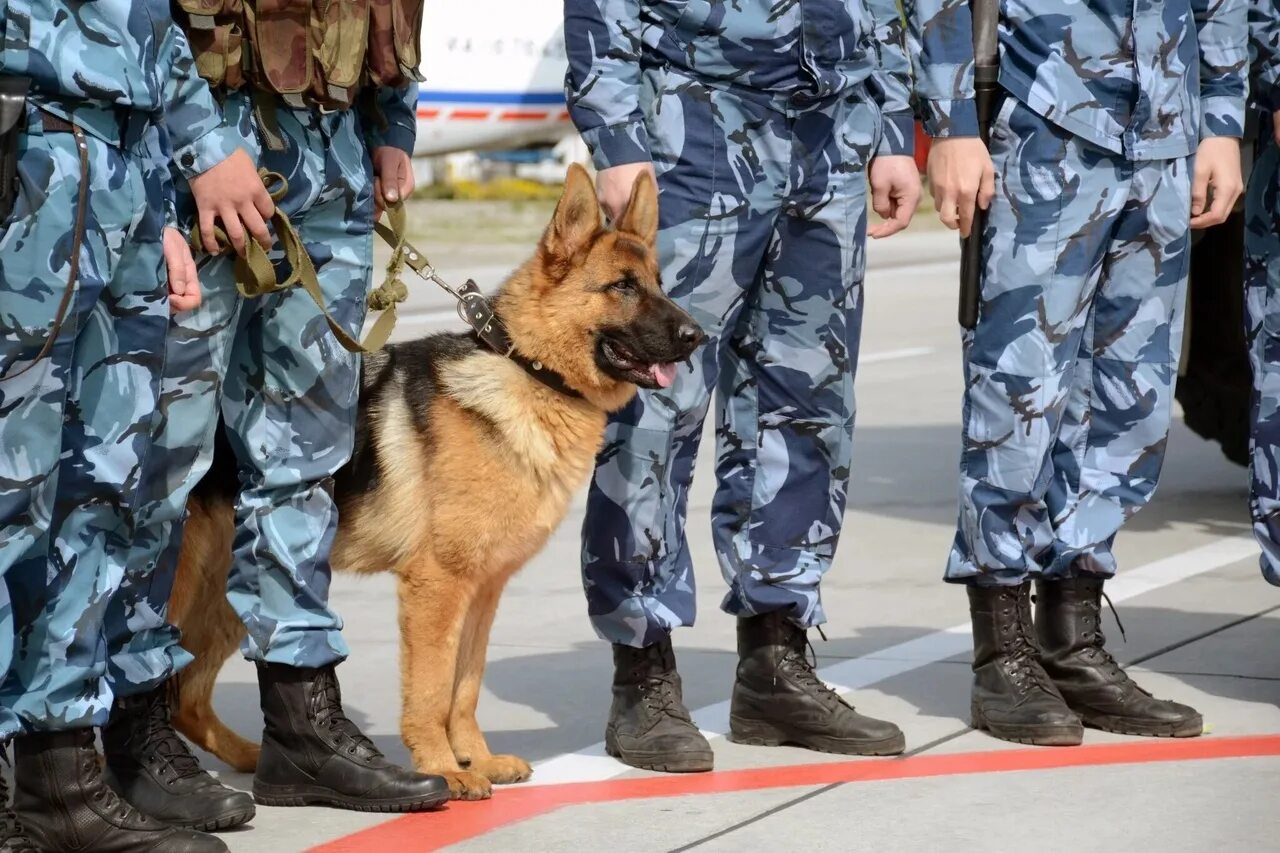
[566,0,914,646]
[0,0,240,735]
[101,74,417,691]
[1245,0,1280,586]
[905,0,1249,585]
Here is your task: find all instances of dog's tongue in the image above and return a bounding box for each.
[649,362,678,389]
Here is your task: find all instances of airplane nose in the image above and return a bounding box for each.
[677,323,705,349]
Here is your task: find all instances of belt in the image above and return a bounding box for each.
[36,111,75,134]
[28,99,150,149]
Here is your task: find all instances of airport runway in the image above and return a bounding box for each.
[199,227,1277,851]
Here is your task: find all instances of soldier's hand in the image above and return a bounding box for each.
[926,138,996,238]
[1190,136,1244,230]
[372,146,415,220]
[188,148,274,256]
[164,227,201,312]
[597,162,657,224]
[868,155,922,238]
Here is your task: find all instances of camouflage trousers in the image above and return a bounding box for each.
[581,67,880,647]
[1245,115,1280,587]
[948,99,1192,585]
[106,93,374,694]
[0,106,170,734]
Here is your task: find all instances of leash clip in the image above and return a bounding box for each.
[454,279,514,357]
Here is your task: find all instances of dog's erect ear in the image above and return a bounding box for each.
[615,168,658,250]
[542,163,602,273]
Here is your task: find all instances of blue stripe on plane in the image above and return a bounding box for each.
[418,90,565,106]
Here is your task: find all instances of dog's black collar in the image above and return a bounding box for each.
[455,279,584,401]
[506,347,586,400]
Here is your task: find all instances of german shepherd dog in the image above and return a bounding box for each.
[166,165,703,800]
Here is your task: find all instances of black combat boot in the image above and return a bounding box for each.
[605,638,714,772]
[728,613,905,756]
[968,584,1084,746]
[1035,577,1203,737]
[253,662,450,811]
[0,742,37,852]
[13,729,227,852]
[102,681,255,832]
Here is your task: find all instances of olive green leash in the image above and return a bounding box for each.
[189,169,410,353]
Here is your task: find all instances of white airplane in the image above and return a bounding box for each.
[416,0,573,156]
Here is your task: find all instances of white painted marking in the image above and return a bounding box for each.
[529,536,1258,786]
[860,347,935,365]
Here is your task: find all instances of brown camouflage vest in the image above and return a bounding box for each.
[174,0,423,111]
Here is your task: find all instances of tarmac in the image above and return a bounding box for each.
[196,224,1277,852]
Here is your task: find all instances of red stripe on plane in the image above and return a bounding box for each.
[499,110,551,121]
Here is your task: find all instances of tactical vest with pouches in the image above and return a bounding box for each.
[174,0,424,111]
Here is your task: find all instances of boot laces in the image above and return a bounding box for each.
[999,597,1058,696]
[0,746,31,849]
[76,737,152,826]
[0,813,33,851]
[136,684,203,780]
[780,625,847,711]
[641,677,692,722]
[1080,591,1148,693]
[0,810,34,852]
[313,668,383,758]
[632,659,693,723]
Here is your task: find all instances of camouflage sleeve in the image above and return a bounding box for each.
[903,0,979,138]
[865,0,916,157]
[564,0,650,170]
[366,82,419,155]
[1250,0,1280,111]
[1193,0,1250,138]
[163,24,246,180]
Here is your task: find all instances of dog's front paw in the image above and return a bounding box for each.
[441,770,493,800]
[469,754,532,785]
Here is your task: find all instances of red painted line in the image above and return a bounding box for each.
[416,108,440,119]
[310,734,1280,852]
[449,110,491,121]
[557,110,571,121]
[499,110,551,121]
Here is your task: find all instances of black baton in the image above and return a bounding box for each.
[958,0,999,330]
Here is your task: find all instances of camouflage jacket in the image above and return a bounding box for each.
[905,0,1250,160]
[0,0,240,182]
[1252,0,1280,111]
[564,0,915,171]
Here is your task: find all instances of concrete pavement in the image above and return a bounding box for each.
[190,224,1275,852]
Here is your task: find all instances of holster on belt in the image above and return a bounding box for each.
[0,76,31,222]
